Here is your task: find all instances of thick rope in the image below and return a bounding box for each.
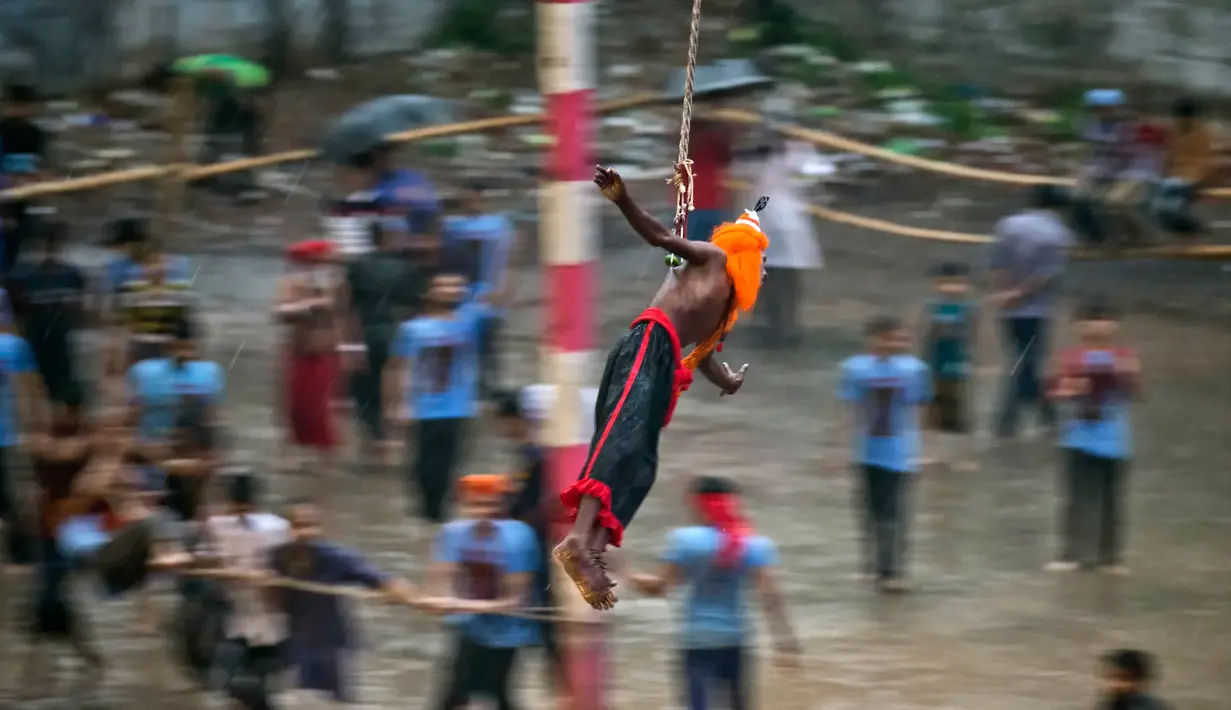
[669,0,705,239]
[185,567,576,621]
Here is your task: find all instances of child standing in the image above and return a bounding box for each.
[919,262,980,471]
[1047,299,1139,573]
[839,316,932,592]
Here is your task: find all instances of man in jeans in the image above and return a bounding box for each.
[988,186,1072,439]
[838,316,931,593]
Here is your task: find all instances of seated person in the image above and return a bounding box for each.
[1069,89,1135,244]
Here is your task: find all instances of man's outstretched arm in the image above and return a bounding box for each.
[594,166,719,264]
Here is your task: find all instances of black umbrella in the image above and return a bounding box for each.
[321,95,455,165]
[663,59,775,103]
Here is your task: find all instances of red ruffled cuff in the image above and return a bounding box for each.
[559,478,626,547]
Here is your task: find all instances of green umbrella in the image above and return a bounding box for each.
[173,54,270,89]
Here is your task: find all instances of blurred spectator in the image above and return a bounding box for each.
[628,475,799,709]
[0,315,41,565]
[919,261,979,472]
[988,186,1071,438]
[273,499,418,708]
[7,221,88,406]
[387,273,483,523]
[751,137,821,346]
[103,216,192,297]
[125,318,225,498]
[443,181,516,397]
[686,118,735,242]
[1155,97,1211,235]
[275,240,342,476]
[1098,649,1169,710]
[204,472,290,710]
[0,83,50,272]
[343,222,420,463]
[495,390,564,689]
[23,404,104,691]
[837,316,931,592]
[342,142,441,252]
[108,227,197,379]
[1070,89,1135,244]
[1046,298,1138,574]
[422,474,539,710]
[1101,121,1168,242]
[142,56,270,165]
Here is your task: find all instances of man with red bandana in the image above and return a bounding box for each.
[629,476,799,710]
[685,119,735,242]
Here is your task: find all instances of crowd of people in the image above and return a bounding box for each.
[0,72,1186,710]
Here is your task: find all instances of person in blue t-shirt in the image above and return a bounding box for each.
[919,261,980,472]
[387,273,484,523]
[1046,298,1139,574]
[443,182,517,399]
[0,326,40,566]
[125,318,224,502]
[629,476,799,710]
[838,315,932,592]
[420,473,539,710]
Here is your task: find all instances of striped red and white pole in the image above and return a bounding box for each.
[536,0,607,708]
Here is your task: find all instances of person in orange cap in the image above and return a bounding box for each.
[274,239,344,475]
[553,166,769,611]
[420,473,540,710]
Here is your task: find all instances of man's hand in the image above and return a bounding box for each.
[593,166,626,203]
[1115,353,1141,378]
[988,290,1023,309]
[718,362,749,397]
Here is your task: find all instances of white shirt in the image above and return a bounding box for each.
[206,512,291,646]
[754,143,823,270]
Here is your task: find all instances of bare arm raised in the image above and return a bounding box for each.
[594,166,722,265]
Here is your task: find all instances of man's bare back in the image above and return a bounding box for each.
[648,250,733,348]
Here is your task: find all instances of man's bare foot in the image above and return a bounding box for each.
[552,534,617,610]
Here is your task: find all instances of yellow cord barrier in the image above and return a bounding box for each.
[2,92,1227,260]
[722,178,1231,260]
[0,94,662,200]
[712,108,1231,200]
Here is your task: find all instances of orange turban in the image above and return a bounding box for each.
[457,474,513,499]
[709,210,769,313]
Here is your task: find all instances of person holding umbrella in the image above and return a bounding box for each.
[322,96,452,256]
[142,54,270,164]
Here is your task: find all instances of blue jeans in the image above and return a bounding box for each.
[686,209,726,242]
[996,316,1056,437]
[681,646,748,710]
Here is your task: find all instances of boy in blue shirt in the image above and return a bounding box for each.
[839,315,932,592]
[420,473,540,710]
[629,476,799,710]
[386,273,484,523]
[919,261,980,471]
[443,182,517,399]
[1046,298,1139,574]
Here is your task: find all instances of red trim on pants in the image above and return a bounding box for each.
[559,308,685,547]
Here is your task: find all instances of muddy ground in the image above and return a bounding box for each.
[0,214,1228,710]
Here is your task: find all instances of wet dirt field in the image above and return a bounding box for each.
[2,218,1230,710]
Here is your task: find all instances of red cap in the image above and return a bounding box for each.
[287,239,335,264]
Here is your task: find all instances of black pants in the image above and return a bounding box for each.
[203,94,263,160]
[410,417,468,523]
[30,340,85,407]
[350,332,391,442]
[477,315,502,400]
[682,646,749,710]
[856,465,912,580]
[757,267,802,346]
[435,634,519,710]
[1058,449,1126,566]
[996,316,1055,437]
[1,203,36,274]
[1,445,35,565]
[223,639,286,710]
